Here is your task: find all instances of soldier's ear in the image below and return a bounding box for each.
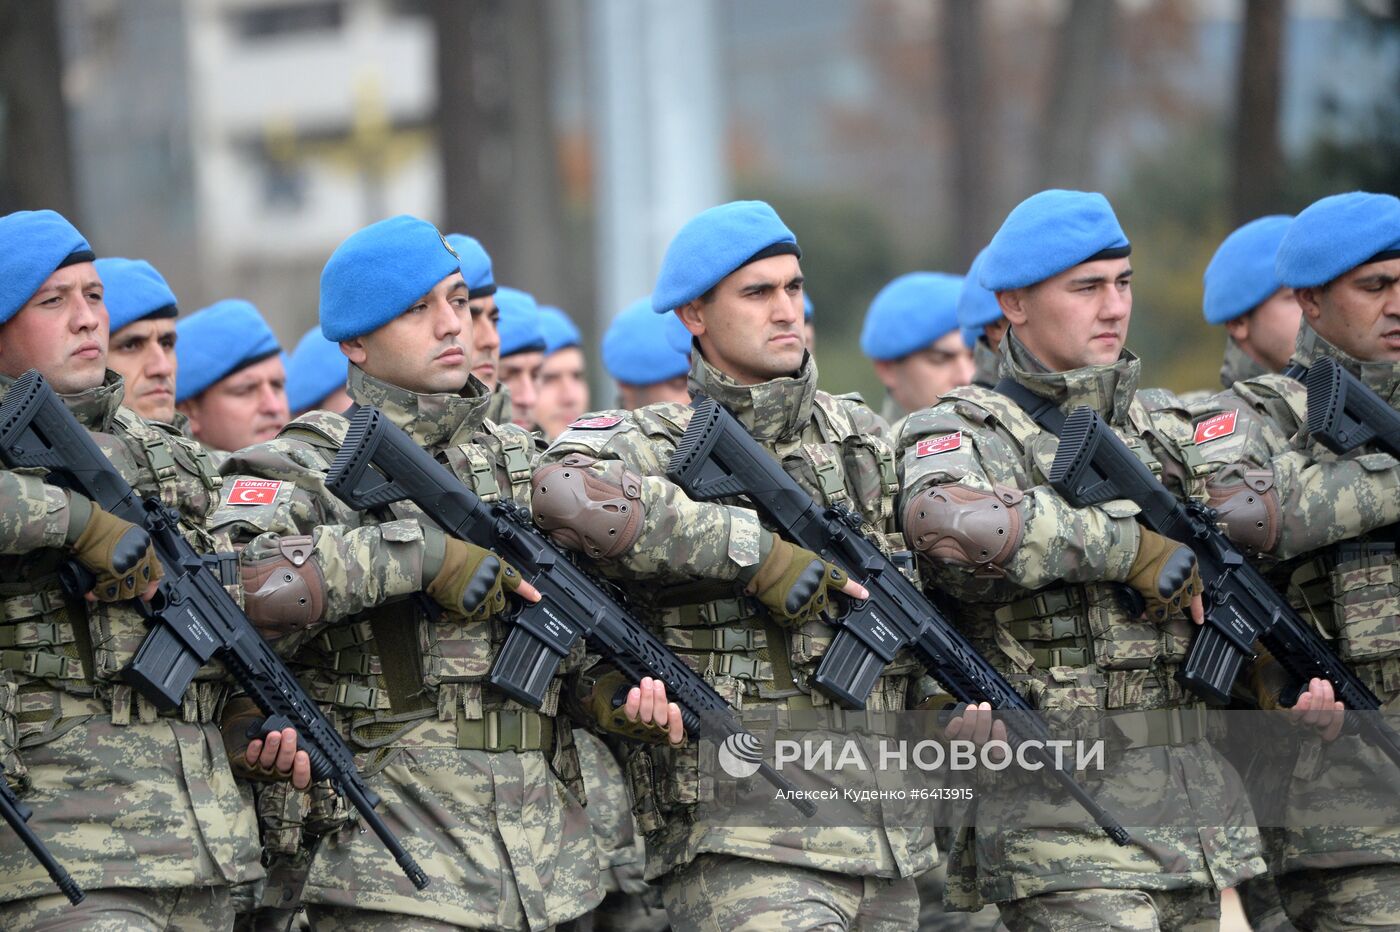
[1224,313,1249,342]
[997,289,1028,327]
[1294,287,1324,323]
[676,301,707,337]
[339,337,368,366]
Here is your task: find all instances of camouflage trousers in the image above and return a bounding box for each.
[916,862,1005,931]
[660,853,919,931]
[994,886,1221,932]
[1235,873,1298,932]
[0,885,234,931]
[1276,863,1400,930]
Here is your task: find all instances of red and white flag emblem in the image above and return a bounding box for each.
[915,431,962,457]
[567,415,624,430]
[226,478,283,506]
[1193,410,1238,445]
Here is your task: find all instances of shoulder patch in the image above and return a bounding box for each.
[567,415,624,430]
[1193,410,1238,445]
[226,478,283,505]
[915,431,962,457]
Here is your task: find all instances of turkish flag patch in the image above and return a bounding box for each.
[226,478,283,506]
[567,415,624,430]
[915,431,962,457]
[1193,410,1238,445]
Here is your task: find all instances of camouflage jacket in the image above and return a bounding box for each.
[539,351,939,882]
[1220,335,1270,390]
[211,365,600,927]
[485,382,512,427]
[898,330,1265,903]
[971,336,1001,389]
[0,371,259,903]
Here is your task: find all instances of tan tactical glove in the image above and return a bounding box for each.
[425,535,523,622]
[1124,528,1201,622]
[746,537,850,627]
[588,672,672,744]
[64,493,162,601]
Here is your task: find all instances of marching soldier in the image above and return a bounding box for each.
[956,249,1009,389]
[861,271,974,428]
[495,286,547,432]
[1202,215,1301,392]
[600,296,693,410]
[534,200,936,930]
[446,233,510,426]
[534,305,590,442]
[94,257,182,424]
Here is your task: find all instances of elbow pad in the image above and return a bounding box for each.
[532,454,644,559]
[902,482,1025,570]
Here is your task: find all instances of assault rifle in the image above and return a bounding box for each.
[665,397,1131,845]
[1046,403,1400,768]
[0,761,83,903]
[0,371,428,890]
[323,405,816,815]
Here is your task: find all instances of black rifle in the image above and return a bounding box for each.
[666,397,1131,845]
[1,762,83,904]
[1306,356,1400,458]
[0,371,428,890]
[1046,403,1400,768]
[323,405,816,815]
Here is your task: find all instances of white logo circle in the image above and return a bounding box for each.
[717,733,763,779]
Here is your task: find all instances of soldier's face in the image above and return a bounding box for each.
[873,330,975,412]
[108,317,178,422]
[1000,257,1132,372]
[0,262,109,394]
[533,347,589,440]
[1227,287,1300,373]
[499,350,544,428]
[618,375,690,410]
[179,355,290,451]
[346,273,474,394]
[1299,258,1400,362]
[469,295,500,389]
[679,254,806,386]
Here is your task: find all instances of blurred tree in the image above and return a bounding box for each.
[1039,0,1115,188]
[1229,0,1285,225]
[943,0,990,268]
[0,0,77,218]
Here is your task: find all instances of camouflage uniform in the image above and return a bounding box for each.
[210,364,601,930]
[537,351,936,931]
[1218,336,1270,391]
[970,337,1001,390]
[1197,321,1400,928]
[485,383,513,427]
[898,331,1266,930]
[0,372,262,930]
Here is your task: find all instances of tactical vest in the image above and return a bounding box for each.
[938,385,1216,714]
[2,407,227,738]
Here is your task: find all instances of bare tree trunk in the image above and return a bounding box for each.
[943,0,989,267]
[1039,0,1115,189]
[0,0,78,218]
[1230,0,1284,225]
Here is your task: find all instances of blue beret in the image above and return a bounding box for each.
[94,258,178,331]
[860,272,964,361]
[652,201,799,313]
[286,326,349,412]
[957,248,1003,347]
[1202,215,1293,324]
[320,215,463,342]
[539,305,581,354]
[604,297,692,386]
[980,190,1130,291]
[446,233,496,298]
[1276,192,1400,289]
[803,293,814,321]
[496,286,546,357]
[175,299,282,403]
[0,210,95,325]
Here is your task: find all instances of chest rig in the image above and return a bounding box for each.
[3,408,227,739]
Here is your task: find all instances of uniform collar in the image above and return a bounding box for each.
[687,347,819,443]
[972,337,1001,388]
[347,364,492,450]
[1292,320,1400,405]
[0,369,126,432]
[1220,336,1269,389]
[1000,328,1141,425]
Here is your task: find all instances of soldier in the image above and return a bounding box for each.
[534,305,590,441]
[898,189,1267,930]
[445,233,509,425]
[175,299,291,455]
[1203,215,1301,390]
[496,286,547,431]
[285,326,350,416]
[0,209,265,929]
[600,296,693,409]
[211,214,604,930]
[94,257,181,423]
[535,200,936,930]
[861,271,974,427]
[957,249,1009,389]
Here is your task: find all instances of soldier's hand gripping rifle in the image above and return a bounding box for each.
[323,405,816,815]
[0,761,83,904]
[0,370,429,890]
[1305,355,1400,459]
[666,397,1131,845]
[1047,403,1400,769]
